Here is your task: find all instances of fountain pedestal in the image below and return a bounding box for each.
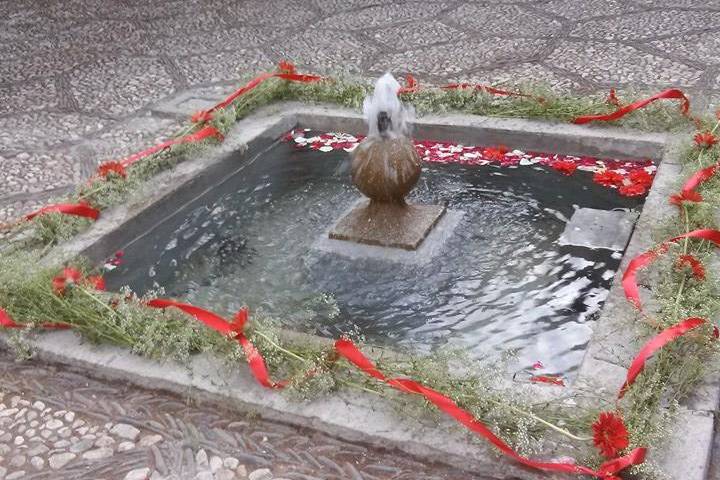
[329,200,446,251]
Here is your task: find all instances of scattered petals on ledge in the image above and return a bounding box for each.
[284,130,657,198]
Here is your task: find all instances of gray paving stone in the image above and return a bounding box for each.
[68,57,176,116]
[318,2,453,31]
[570,9,720,41]
[446,3,563,38]
[546,41,703,87]
[371,38,550,77]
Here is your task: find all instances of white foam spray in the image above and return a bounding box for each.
[362,73,415,138]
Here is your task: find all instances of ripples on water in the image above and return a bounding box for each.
[106,135,644,377]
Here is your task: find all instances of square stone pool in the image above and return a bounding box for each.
[102,126,653,378]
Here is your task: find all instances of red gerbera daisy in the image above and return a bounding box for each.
[619,183,647,197]
[97,161,127,180]
[676,254,706,280]
[670,190,703,205]
[482,145,509,161]
[592,411,629,458]
[593,170,624,187]
[551,160,577,176]
[694,131,717,149]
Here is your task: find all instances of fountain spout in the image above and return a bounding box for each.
[377,111,392,137]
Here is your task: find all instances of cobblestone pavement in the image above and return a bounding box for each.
[0,351,488,480]
[3,0,720,221]
[2,0,720,477]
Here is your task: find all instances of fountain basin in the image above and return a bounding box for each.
[35,103,700,479]
[90,121,647,378]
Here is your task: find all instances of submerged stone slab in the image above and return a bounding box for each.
[316,209,463,265]
[329,200,446,250]
[558,208,638,251]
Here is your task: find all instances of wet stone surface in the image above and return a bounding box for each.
[0,351,488,479]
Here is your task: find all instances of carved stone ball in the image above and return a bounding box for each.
[351,136,421,205]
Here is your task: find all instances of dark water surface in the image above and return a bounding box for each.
[106,135,644,377]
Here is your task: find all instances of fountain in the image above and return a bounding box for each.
[328,74,446,250]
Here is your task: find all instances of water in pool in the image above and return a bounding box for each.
[105,133,645,377]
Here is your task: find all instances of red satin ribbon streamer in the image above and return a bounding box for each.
[573,89,690,125]
[146,299,286,388]
[618,317,706,399]
[622,229,720,309]
[682,163,718,194]
[25,203,100,221]
[0,307,70,330]
[334,338,645,479]
[119,126,223,168]
[199,63,323,117]
[530,375,565,386]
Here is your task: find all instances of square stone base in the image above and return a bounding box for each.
[329,200,446,250]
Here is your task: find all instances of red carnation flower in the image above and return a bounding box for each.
[277,60,296,74]
[592,411,629,458]
[670,190,703,205]
[629,169,653,188]
[191,110,213,123]
[52,268,83,295]
[607,88,621,107]
[619,183,647,197]
[85,275,106,291]
[551,160,577,176]
[694,131,717,149]
[482,145,509,161]
[676,254,706,280]
[593,170,624,187]
[97,161,127,180]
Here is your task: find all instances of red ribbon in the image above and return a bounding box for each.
[530,375,565,386]
[146,299,286,388]
[682,163,718,194]
[573,89,689,125]
[622,229,720,309]
[25,203,100,221]
[119,126,223,168]
[0,307,70,330]
[193,62,323,122]
[335,338,644,479]
[618,317,706,399]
